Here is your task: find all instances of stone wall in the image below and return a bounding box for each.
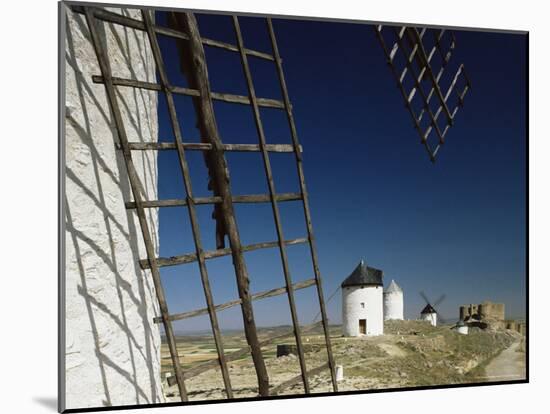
[505,320,527,335]
[459,301,505,328]
[63,5,162,410]
[479,301,505,321]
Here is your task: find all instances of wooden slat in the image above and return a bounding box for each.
[122,142,299,153]
[271,362,330,395]
[167,321,324,385]
[267,18,339,392]
[141,9,234,398]
[233,16,311,394]
[139,237,309,269]
[71,5,274,61]
[92,75,286,109]
[210,91,285,109]
[82,7,189,401]
[201,36,274,61]
[126,192,302,209]
[75,5,145,30]
[155,278,316,323]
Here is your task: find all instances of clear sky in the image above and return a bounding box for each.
[152,11,527,333]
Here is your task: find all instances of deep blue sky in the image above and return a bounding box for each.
[152,12,526,332]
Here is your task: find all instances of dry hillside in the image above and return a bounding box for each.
[161,320,524,401]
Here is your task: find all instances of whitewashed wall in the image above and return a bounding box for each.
[342,286,384,336]
[421,312,437,326]
[63,6,163,410]
[383,290,404,320]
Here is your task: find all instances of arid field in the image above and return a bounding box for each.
[161,320,525,401]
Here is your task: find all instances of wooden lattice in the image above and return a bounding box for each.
[375,25,471,161]
[74,5,338,401]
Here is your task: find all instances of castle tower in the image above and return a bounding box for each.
[383,279,404,320]
[342,261,384,336]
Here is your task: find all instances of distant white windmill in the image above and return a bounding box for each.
[419,292,446,327]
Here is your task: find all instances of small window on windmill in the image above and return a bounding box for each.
[361,302,365,309]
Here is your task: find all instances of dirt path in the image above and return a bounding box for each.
[483,340,526,381]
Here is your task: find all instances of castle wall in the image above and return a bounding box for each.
[460,301,505,323]
[63,6,162,410]
[479,302,505,321]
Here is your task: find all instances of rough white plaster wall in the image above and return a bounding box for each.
[64,6,163,409]
[342,286,384,336]
[421,312,437,326]
[383,291,404,320]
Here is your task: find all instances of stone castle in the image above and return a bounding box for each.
[460,301,505,321]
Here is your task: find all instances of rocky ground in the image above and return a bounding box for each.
[161,320,525,402]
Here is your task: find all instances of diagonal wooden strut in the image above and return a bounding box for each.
[140,9,234,399]
[167,11,270,397]
[233,16,311,394]
[267,18,339,392]
[82,8,189,401]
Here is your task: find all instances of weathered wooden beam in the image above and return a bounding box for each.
[271,362,330,395]
[200,36,274,61]
[92,75,286,109]
[82,7,189,401]
[126,192,302,210]
[140,234,307,271]
[268,18,339,392]
[121,142,300,153]
[233,16,311,394]
[169,11,270,397]
[155,278,316,323]
[167,321,324,385]
[141,9,234,398]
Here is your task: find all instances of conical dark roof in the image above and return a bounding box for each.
[341,260,383,288]
[421,303,436,314]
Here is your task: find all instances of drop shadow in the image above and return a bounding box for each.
[33,397,58,411]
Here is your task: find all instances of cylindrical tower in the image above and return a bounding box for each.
[420,304,437,326]
[342,261,384,336]
[383,279,404,320]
